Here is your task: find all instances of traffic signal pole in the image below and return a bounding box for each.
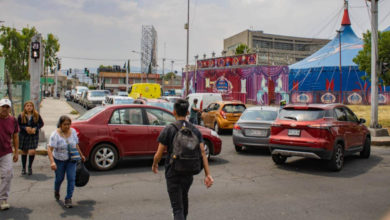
[29,34,43,111]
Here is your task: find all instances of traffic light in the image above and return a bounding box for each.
[69,68,72,74]
[31,41,40,61]
[84,68,89,76]
[57,60,61,70]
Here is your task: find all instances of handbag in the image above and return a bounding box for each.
[66,139,81,162]
[75,161,90,187]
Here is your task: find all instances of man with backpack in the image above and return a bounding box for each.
[152,99,213,220]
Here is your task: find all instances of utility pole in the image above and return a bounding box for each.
[29,34,42,111]
[171,60,174,73]
[162,58,166,92]
[337,30,343,103]
[185,0,190,96]
[370,0,379,128]
[126,59,130,92]
[54,58,59,99]
[194,55,198,92]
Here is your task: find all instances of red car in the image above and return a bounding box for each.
[71,104,222,171]
[269,104,370,171]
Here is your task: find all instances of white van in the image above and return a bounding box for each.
[186,93,223,111]
[74,86,88,103]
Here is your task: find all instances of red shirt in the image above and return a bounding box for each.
[0,115,19,157]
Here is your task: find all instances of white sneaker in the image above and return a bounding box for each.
[0,200,10,210]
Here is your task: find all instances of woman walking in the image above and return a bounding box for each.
[47,115,85,208]
[18,101,44,175]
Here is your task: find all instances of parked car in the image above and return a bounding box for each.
[64,90,72,101]
[70,89,77,101]
[103,96,134,106]
[269,104,370,171]
[71,104,222,171]
[201,101,246,134]
[79,90,88,108]
[74,86,88,103]
[233,106,279,152]
[134,98,174,112]
[83,90,107,109]
[186,93,222,111]
[116,91,128,97]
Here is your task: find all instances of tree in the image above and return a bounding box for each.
[43,33,60,74]
[235,43,251,55]
[353,30,390,85]
[0,26,60,81]
[162,72,176,81]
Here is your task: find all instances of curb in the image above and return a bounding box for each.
[371,141,390,147]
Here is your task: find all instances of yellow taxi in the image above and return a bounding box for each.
[201,101,246,134]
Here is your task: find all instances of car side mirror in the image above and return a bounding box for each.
[359,118,366,124]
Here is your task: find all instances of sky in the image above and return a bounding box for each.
[1,0,389,73]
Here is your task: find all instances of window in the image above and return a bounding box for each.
[109,108,143,125]
[145,108,175,126]
[274,42,293,51]
[240,110,278,121]
[334,108,347,121]
[148,79,155,83]
[118,78,125,84]
[344,107,358,122]
[279,108,325,121]
[222,104,246,113]
[104,78,112,84]
[77,107,104,121]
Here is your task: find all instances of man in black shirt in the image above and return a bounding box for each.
[152,99,213,220]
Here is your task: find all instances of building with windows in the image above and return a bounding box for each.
[224,30,330,65]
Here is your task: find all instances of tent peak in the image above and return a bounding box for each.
[342,0,351,26]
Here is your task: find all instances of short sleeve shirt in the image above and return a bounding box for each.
[189,104,198,119]
[49,128,79,161]
[0,116,20,157]
[157,120,204,177]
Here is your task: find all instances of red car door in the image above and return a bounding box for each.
[344,107,364,147]
[334,107,354,149]
[108,107,149,155]
[144,108,176,152]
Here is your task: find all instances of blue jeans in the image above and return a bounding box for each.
[54,158,76,200]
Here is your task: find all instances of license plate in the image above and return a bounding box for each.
[288,129,300,136]
[245,129,267,137]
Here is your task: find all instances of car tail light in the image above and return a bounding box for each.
[233,124,241,130]
[307,124,332,130]
[220,110,227,119]
[200,100,203,110]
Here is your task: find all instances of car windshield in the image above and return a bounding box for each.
[90,91,106,97]
[279,108,325,121]
[240,110,278,121]
[77,106,105,120]
[222,104,246,113]
[149,102,174,112]
[115,99,134,104]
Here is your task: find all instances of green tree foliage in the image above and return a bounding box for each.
[235,43,251,55]
[43,33,60,73]
[353,30,390,85]
[162,72,176,81]
[0,26,60,81]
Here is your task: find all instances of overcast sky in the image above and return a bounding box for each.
[1,0,389,73]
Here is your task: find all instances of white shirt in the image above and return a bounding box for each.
[49,128,79,161]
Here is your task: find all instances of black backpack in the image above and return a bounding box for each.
[170,121,203,175]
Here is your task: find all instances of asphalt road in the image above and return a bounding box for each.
[2,104,390,220]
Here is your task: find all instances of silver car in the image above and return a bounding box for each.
[232,106,279,152]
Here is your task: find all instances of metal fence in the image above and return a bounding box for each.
[1,81,42,116]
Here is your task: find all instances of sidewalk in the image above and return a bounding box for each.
[34,97,79,155]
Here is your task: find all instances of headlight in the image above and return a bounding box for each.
[210,130,219,137]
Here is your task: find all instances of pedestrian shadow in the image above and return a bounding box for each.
[21,173,51,181]
[208,157,229,166]
[58,199,96,218]
[0,207,33,220]
[274,154,383,178]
